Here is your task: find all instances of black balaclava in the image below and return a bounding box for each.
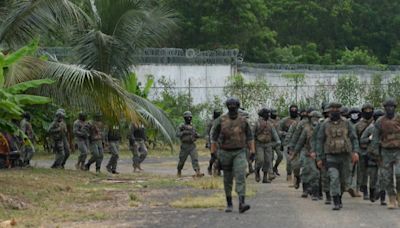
[78,112,87,121]
[270,109,277,119]
[383,98,397,119]
[289,104,298,119]
[362,110,373,120]
[226,98,240,119]
[184,116,192,124]
[258,108,270,121]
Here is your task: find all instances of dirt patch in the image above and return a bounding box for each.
[0,194,29,210]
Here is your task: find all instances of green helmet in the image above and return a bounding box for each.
[361,103,374,111]
[383,98,397,107]
[309,111,323,118]
[183,111,192,117]
[55,108,66,117]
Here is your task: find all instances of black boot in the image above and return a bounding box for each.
[262,172,271,183]
[361,185,369,200]
[239,196,250,213]
[294,175,301,189]
[369,188,375,202]
[339,194,343,208]
[311,187,319,201]
[207,164,212,176]
[380,191,387,206]
[301,183,309,198]
[332,195,340,210]
[255,169,261,182]
[225,196,233,213]
[273,166,280,176]
[325,192,331,205]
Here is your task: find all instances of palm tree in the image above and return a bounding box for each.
[0,0,178,143]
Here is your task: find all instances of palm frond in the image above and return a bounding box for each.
[0,0,87,49]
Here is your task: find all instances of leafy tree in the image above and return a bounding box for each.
[338,47,379,65]
[334,75,362,106]
[365,74,386,107]
[387,75,400,108]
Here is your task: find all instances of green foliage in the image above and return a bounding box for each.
[387,75,400,107]
[338,47,379,65]
[334,75,362,107]
[223,74,272,110]
[365,74,386,108]
[124,73,154,99]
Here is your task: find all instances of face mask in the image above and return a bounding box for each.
[330,111,341,121]
[184,117,192,124]
[228,106,239,119]
[350,113,359,120]
[263,114,269,120]
[385,106,395,118]
[290,111,298,118]
[270,114,277,119]
[362,112,373,120]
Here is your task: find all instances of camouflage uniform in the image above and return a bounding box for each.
[73,117,89,170]
[254,116,281,183]
[20,116,35,166]
[176,111,201,176]
[278,116,300,179]
[106,125,121,174]
[206,115,221,176]
[85,117,104,172]
[211,101,254,213]
[316,103,360,210]
[49,109,69,169]
[371,107,400,209]
[129,124,148,171]
[269,115,283,176]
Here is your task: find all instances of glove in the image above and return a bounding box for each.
[351,152,359,165]
[249,153,256,162]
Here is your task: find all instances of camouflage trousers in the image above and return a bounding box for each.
[326,153,352,196]
[380,149,400,196]
[255,142,272,172]
[131,140,148,167]
[219,148,247,197]
[76,139,89,167]
[51,140,65,168]
[87,140,104,170]
[177,143,199,171]
[356,149,369,189]
[21,144,35,164]
[375,165,385,192]
[300,151,320,190]
[106,141,119,171]
[320,166,330,193]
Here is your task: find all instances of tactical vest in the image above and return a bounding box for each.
[303,123,313,151]
[180,124,195,143]
[90,121,103,141]
[356,118,373,149]
[380,115,400,149]
[324,118,352,154]
[270,118,280,129]
[256,119,272,143]
[219,114,247,150]
[283,118,297,132]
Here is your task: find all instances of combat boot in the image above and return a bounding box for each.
[225,196,233,213]
[339,194,343,208]
[195,169,204,178]
[255,169,261,182]
[369,188,375,203]
[177,169,182,177]
[268,172,276,181]
[207,165,212,176]
[380,191,387,206]
[387,195,398,209]
[238,196,250,213]
[361,185,369,200]
[273,166,280,176]
[325,192,332,205]
[332,195,340,210]
[84,163,90,171]
[96,168,101,173]
[262,172,271,183]
[301,183,309,198]
[294,175,301,189]
[311,187,319,201]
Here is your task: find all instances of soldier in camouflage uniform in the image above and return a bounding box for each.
[269,109,283,177]
[349,107,361,124]
[176,111,203,177]
[106,124,121,174]
[211,97,254,213]
[371,98,400,209]
[278,105,300,183]
[316,102,360,210]
[294,111,322,200]
[84,113,105,173]
[206,109,222,176]
[20,112,35,167]
[73,112,89,170]
[49,109,70,169]
[361,109,386,204]
[254,108,281,183]
[354,103,375,200]
[129,123,148,172]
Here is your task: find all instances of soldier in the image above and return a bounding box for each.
[176,111,203,177]
[254,108,281,183]
[294,111,322,200]
[371,98,400,209]
[316,102,360,210]
[206,109,222,176]
[361,109,385,204]
[341,107,349,119]
[73,112,89,170]
[106,124,121,174]
[278,104,300,183]
[210,97,254,213]
[270,109,283,176]
[49,109,69,169]
[129,123,148,172]
[84,113,105,173]
[354,103,374,200]
[20,112,35,167]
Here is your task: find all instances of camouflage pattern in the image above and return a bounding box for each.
[73,119,90,169]
[49,118,69,168]
[85,119,105,171]
[106,126,121,172]
[355,117,374,191]
[176,123,200,172]
[20,118,35,165]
